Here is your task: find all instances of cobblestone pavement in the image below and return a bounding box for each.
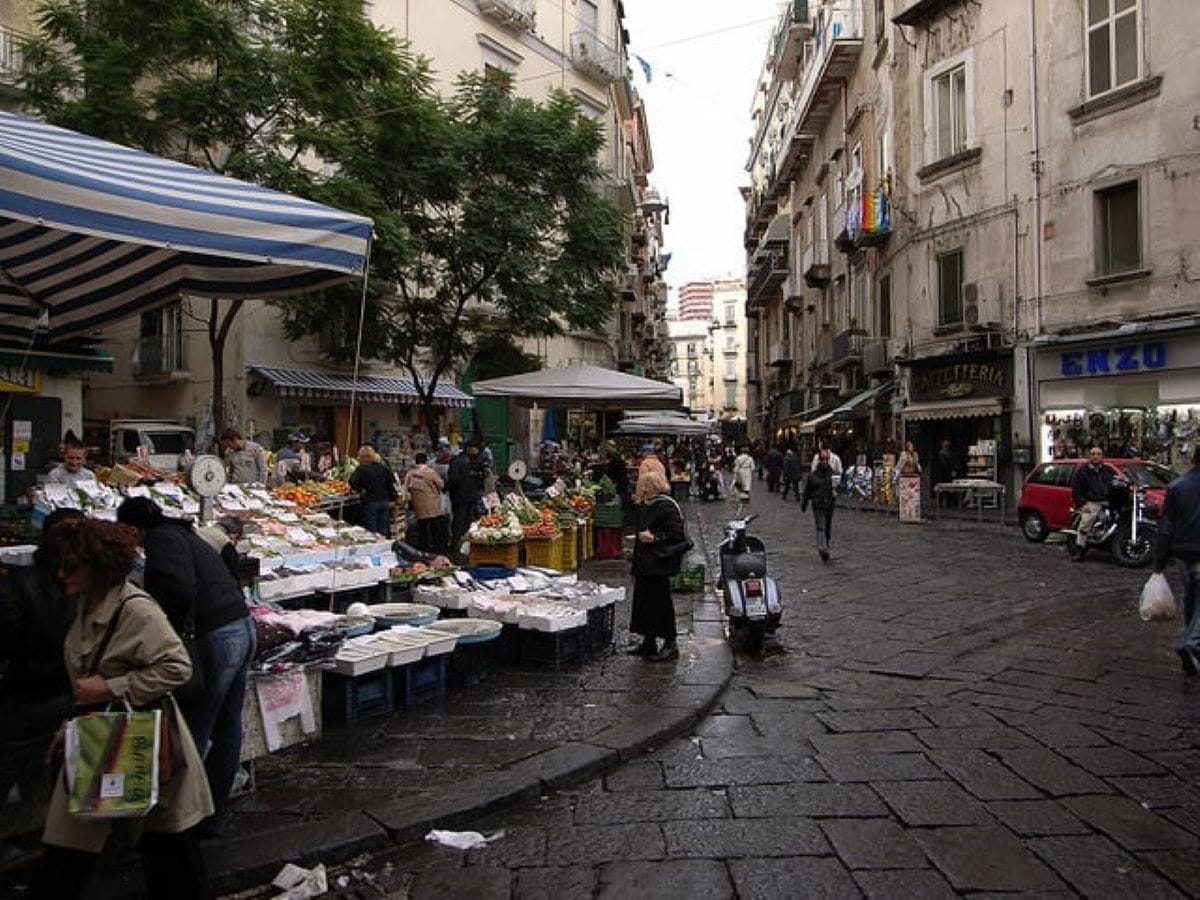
[314,491,1200,898]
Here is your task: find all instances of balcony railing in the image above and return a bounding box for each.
[770,1,813,81]
[831,330,865,368]
[1,25,28,86]
[571,30,622,82]
[863,337,897,375]
[769,340,793,367]
[802,241,830,287]
[476,0,536,31]
[133,332,186,378]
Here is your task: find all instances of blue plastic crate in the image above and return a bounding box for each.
[394,655,448,707]
[322,669,394,723]
[447,641,496,689]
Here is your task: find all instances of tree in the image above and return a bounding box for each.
[277,74,628,441]
[20,0,431,436]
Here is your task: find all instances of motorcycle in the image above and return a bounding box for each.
[1064,476,1157,567]
[717,515,782,653]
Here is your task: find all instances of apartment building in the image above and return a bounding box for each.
[746,0,1200,498]
[0,0,668,457]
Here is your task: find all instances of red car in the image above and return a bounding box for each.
[1017,458,1176,542]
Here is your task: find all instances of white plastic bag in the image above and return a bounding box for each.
[1139,572,1177,622]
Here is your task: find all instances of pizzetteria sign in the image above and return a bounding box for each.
[0,367,41,394]
[909,353,1012,402]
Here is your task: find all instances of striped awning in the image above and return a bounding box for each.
[0,112,373,344]
[904,398,1005,421]
[250,365,474,408]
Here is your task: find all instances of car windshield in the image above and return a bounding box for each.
[142,431,192,454]
[1119,462,1177,488]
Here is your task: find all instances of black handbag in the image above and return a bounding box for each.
[649,537,694,560]
[174,600,206,705]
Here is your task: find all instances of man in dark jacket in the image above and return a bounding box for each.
[1154,444,1200,675]
[780,448,803,500]
[446,442,482,558]
[1069,446,1111,555]
[0,509,84,806]
[117,497,254,836]
[801,448,837,561]
[765,445,784,493]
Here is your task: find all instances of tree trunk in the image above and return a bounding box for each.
[209,298,245,449]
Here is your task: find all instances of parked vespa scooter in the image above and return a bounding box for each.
[717,515,782,653]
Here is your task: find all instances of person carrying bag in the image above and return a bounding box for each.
[628,471,690,662]
[37,519,213,900]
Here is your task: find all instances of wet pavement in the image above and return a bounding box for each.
[251,487,1200,898]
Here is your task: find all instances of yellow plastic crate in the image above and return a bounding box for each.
[468,541,521,569]
[560,524,578,571]
[581,521,594,561]
[523,535,564,570]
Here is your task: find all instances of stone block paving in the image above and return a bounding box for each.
[229,492,1199,897]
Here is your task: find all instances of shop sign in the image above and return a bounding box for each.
[1059,341,1166,377]
[910,355,1011,402]
[0,367,41,394]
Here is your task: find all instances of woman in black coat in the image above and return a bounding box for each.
[801,448,837,561]
[629,470,689,661]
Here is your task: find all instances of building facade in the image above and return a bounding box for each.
[745,0,1200,503]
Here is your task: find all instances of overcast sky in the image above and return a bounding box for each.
[623,1,780,297]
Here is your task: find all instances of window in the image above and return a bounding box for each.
[851,264,868,331]
[725,357,736,377]
[724,383,738,409]
[878,273,892,338]
[937,249,963,325]
[1087,0,1139,98]
[725,334,736,351]
[932,64,967,159]
[874,0,886,42]
[576,0,599,35]
[686,342,696,357]
[1095,181,1140,275]
[724,303,735,325]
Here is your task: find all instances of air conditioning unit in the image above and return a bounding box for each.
[644,321,658,339]
[963,279,1001,328]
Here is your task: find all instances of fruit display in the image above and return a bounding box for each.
[272,485,322,507]
[522,508,561,540]
[563,492,595,518]
[467,509,523,544]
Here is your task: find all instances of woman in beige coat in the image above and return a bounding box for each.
[37,519,213,899]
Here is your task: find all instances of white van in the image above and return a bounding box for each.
[109,420,195,471]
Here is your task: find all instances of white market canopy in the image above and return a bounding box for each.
[611,414,712,436]
[470,364,682,410]
[0,112,374,344]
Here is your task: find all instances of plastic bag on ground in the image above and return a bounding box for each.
[425,829,504,851]
[1139,572,1177,622]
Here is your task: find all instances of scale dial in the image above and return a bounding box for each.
[190,454,227,498]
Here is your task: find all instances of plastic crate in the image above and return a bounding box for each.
[494,623,522,665]
[581,521,594,561]
[519,625,588,670]
[671,479,691,502]
[559,525,578,571]
[468,541,521,568]
[394,655,447,707]
[593,502,623,528]
[596,527,623,560]
[586,603,616,657]
[447,640,496,688]
[523,535,564,570]
[322,670,394,723]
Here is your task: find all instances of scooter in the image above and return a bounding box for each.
[717,515,782,654]
[1064,476,1157,567]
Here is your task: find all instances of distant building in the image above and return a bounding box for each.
[677,281,716,322]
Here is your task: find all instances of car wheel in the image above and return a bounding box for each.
[1020,511,1048,543]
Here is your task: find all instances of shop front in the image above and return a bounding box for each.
[1031,323,1200,470]
[901,350,1014,495]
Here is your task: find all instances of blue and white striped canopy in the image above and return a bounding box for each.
[0,112,373,343]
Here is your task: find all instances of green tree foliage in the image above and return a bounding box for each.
[279,74,628,439]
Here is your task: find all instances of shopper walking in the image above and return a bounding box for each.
[116,497,254,839]
[350,445,399,537]
[732,445,755,506]
[801,448,838,561]
[765,444,784,493]
[447,441,483,557]
[36,519,212,899]
[404,451,448,554]
[780,448,803,501]
[1153,444,1200,674]
[628,471,689,662]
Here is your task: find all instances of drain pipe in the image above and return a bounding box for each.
[1027,0,1043,337]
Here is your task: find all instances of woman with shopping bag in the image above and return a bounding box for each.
[36,519,213,899]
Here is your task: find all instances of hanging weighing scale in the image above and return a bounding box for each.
[190,454,227,523]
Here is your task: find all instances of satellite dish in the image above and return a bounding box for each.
[190,454,227,498]
[507,459,528,482]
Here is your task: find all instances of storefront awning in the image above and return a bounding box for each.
[798,410,836,434]
[0,346,113,373]
[904,398,1005,421]
[250,365,474,408]
[833,382,892,420]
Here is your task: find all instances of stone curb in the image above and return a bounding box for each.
[205,501,733,894]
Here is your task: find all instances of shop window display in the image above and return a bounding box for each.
[1042,405,1199,470]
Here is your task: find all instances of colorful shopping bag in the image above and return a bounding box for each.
[64,705,161,818]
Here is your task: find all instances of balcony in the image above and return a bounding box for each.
[839,186,892,254]
[863,337,897,375]
[802,241,830,287]
[831,330,865,369]
[769,340,793,368]
[771,1,815,81]
[133,332,187,381]
[477,0,536,31]
[1,25,28,91]
[601,173,637,211]
[571,30,622,82]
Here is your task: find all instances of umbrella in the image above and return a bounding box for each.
[470,364,681,410]
[611,414,712,436]
[0,112,373,344]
